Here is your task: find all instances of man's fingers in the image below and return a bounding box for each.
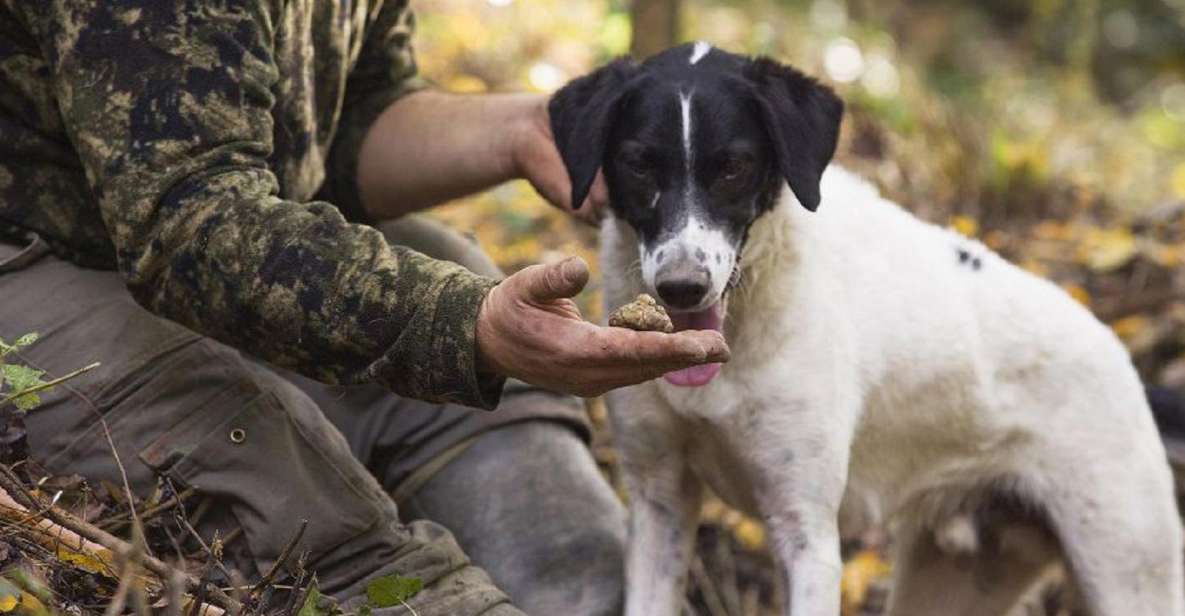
[578,171,609,224]
[586,328,730,366]
[517,256,590,302]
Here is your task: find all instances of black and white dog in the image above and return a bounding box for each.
[550,43,1184,616]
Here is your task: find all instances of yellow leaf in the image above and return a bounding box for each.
[0,595,17,613]
[950,215,978,238]
[1082,227,1136,272]
[1062,283,1091,307]
[1172,162,1185,199]
[731,518,766,551]
[841,550,891,614]
[56,545,117,577]
[1111,315,1150,342]
[19,592,47,616]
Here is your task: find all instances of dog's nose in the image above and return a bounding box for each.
[657,277,709,309]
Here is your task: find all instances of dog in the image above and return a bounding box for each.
[548,42,1185,616]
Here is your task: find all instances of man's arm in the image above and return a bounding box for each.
[356,91,607,223]
[19,0,505,408]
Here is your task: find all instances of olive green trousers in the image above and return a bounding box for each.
[0,217,625,615]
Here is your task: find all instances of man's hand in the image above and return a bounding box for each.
[476,257,730,397]
[511,96,608,226]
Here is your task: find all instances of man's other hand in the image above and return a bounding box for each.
[512,96,608,226]
[476,257,730,397]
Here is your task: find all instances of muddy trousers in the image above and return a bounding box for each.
[0,217,626,615]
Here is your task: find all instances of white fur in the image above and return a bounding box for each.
[679,91,694,179]
[639,214,735,309]
[689,41,712,65]
[602,166,1185,616]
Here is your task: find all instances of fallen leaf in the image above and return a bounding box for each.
[0,578,20,613]
[950,215,978,237]
[1081,227,1137,272]
[841,550,891,614]
[366,575,423,608]
[1062,283,1091,307]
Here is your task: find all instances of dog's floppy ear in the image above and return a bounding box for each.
[548,59,638,209]
[744,58,844,211]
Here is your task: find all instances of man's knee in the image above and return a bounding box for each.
[405,420,626,616]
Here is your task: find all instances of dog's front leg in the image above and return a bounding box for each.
[608,387,703,616]
[739,398,853,616]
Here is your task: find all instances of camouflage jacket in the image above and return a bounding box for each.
[0,1,505,409]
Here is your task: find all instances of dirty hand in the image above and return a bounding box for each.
[512,96,608,226]
[475,257,730,397]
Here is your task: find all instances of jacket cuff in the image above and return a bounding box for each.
[364,269,505,410]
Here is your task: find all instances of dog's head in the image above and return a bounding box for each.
[550,42,842,340]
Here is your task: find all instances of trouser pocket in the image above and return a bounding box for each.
[136,346,386,578]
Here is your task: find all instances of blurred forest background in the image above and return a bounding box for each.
[415,0,1185,614]
[6,2,1184,616]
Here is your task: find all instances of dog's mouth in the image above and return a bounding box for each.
[664,300,726,387]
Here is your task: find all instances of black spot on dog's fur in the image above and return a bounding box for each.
[695,248,706,262]
[957,246,984,271]
[716,253,722,265]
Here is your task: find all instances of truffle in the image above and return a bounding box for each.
[608,294,674,333]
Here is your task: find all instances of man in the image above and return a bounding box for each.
[0,1,728,614]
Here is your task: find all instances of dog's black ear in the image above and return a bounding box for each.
[548,58,638,209]
[744,58,844,211]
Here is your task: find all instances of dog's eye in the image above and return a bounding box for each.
[620,157,651,180]
[718,158,752,183]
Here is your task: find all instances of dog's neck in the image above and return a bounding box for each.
[726,188,813,335]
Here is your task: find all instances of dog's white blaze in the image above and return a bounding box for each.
[679,91,695,207]
[679,91,693,161]
[689,41,712,65]
[640,213,735,308]
[649,192,660,209]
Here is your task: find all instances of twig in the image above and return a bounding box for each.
[105,527,145,616]
[249,519,307,603]
[0,362,100,408]
[279,553,309,616]
[187,558,214,616]
[90,398,152,561]
[0,463,243,613]
[168,479,236,584]
[166,570,186,616]
[100,486,196,531]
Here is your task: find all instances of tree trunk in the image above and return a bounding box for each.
[629,0,682,59]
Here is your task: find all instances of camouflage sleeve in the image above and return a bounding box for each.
[23,1,506,409]
[319,0,428,223]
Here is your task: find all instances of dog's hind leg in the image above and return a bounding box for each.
[608,387,704,616]
[1031,448,1184,616]
[887,515,1065,616]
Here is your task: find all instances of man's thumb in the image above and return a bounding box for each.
[521,256,589,301]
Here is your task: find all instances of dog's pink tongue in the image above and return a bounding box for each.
[664,303,724,387]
